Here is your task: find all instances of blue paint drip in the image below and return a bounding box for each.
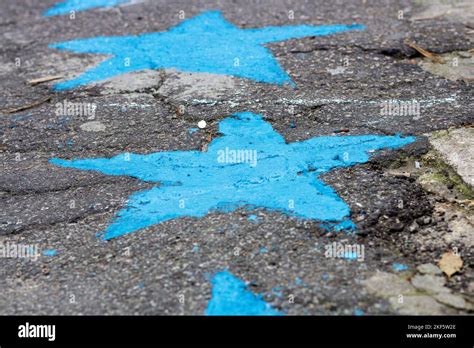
[392,263,409,272]
[320,219,356,233]
[248,214,260,223]
[50,112,415,240]
[43,249,58,256]
[49,11,365,89]
[206,271,281,316]
[44,0,130,16]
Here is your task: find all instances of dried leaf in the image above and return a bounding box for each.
[439,252,463,277]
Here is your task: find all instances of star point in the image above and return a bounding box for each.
[206,270,281,316]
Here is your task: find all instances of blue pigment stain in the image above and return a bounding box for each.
[50,112,415,240]
[259,247,268,254]
[295,277,303,285]
[188,128,199,135]
[44,0,130,16]
[43,249,58,256]
[192,244,199,253]
[354,308,365,316]
[49,10,364,89]
[392,263,409,272]
[206,271,281,315]
[344,251,360,260]
[248,214,259,222]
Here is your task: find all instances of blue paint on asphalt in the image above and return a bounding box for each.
[206,270,281,315]
[272,290,283,298]
[354,308,365,316]
[259,247,268,254]
[49,11,364,89]
[43,249,58,256]
[50,112,415,240]
[44,0,130,16]
[392,263,409,272]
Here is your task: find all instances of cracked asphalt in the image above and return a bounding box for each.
[0,0,473,315]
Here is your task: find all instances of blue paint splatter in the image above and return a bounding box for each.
[49,11,364,89]
[188,128,199,135]
[206,271,281,315]
[51,112,415,240]
[43,249,58,256]
[192,244,199,253]
[295,277,303,285]
[259,247,268,254]
[392,263,409,272]
[44,0,131,16]
[354,308,364,316]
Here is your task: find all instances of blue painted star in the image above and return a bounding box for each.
[49,10,364,90]
[206,270,281,316]
[44,0,131,17]
[50,112,415,240]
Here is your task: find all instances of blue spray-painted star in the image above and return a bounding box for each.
[49,10,364,90]
[50,112,415,240]
[206,270,281,316]
[44,0,131,17]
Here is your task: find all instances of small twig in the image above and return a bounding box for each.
[28,75,63,86]
[2,96,52,114]
[404,40,446,64]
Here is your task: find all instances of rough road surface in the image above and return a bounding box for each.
[0,0,473,315]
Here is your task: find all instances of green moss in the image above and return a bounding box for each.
[421,150,474,199]
[386,149,473,200]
